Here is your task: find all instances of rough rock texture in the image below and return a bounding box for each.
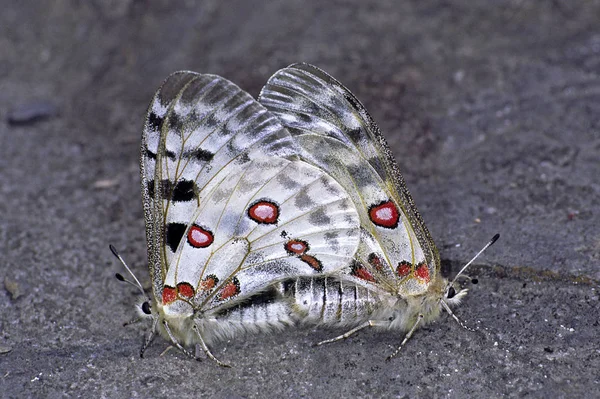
[1,1,598,398]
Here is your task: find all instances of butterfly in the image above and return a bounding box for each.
[258,64,497,356]
[112,64,498,367]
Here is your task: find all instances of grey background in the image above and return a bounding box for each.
[1,1,598,398]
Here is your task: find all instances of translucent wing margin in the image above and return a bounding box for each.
[141,71,300,298]
[259,63,440,294]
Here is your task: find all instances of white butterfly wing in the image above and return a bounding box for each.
[259,63,439,295]
[162,157,360,311]
[141,72,300,298]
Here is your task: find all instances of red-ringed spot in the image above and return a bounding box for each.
[177,282,195,299]
[351,262,376,282]
[200,275,219,291]
[368,200,400,229]
[300,254,323,272]
[368,253,384,271]
[248,200,279,224]
[397,261,412,278]
[187,225,214,248]
[218,277,241,301]
[285,239,309,255]
[162,286,177,304]
[415,262,430,283]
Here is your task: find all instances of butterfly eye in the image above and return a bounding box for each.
[447,286,456,299]
[141,301,152,315]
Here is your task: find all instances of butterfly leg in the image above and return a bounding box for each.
[192,324,231,368]
[159,346,177,357]
[386,314,424,360]
[162,320,197,360]
[316,320,389,346]
[140,316,158,358]
[440,300,474,332]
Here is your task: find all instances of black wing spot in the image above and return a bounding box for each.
[159,180,173,199]
[149,179,196,202]
[171,180,196,202]
[147,111,163,132]
[347,127,363,143]
[185,148,214,162]
[145,148,157,160]
[165,223,187,252]
[168,112,184,133]
[204,114,219,129]
[164,150,177,160]
[236,152,251,165]
[147,180,155,198]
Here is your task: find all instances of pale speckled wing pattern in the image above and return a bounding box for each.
[259,63,440,297]
[140,71,300,299]
[162,157,360,312]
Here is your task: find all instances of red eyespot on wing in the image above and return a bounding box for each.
[368,253,384,271]
[218,277,241,301]
[415,262,430,283]
[300,254,323,272]
[369,200,400,228]
[200,275,219,291]
[351,262,376,282]
[162,286,177,304]
[177,282,195,299]
[187,225,214,248]
[397,261,412,278]
[285,239,309,255]
[248,200,279,224]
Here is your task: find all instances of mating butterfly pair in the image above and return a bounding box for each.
[113,63,498,367]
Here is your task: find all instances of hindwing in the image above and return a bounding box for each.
[141,72,300,298]
[162,157,360,312]
[259,63,440,296]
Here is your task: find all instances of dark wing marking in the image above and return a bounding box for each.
[141,71,300,297]
[162,158,360,312]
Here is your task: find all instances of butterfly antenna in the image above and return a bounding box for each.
[450,233,500,286]
[110,244,146,297]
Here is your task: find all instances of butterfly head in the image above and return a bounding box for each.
[443,233,499,307]
[134,295,155,318]
[110,245,160,320]
[141,297,152,316]
[443,280,469,306]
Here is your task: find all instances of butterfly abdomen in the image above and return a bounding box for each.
[280,276,390,327]
[203,285,296,343]
[202,275,389,342]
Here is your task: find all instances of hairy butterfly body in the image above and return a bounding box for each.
[116,64,496,366]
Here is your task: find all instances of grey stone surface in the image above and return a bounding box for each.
[1,1,598,398]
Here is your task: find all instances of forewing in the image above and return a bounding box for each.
[259,63,439,294]
[162,158,360,312]
[141,71,299,297]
